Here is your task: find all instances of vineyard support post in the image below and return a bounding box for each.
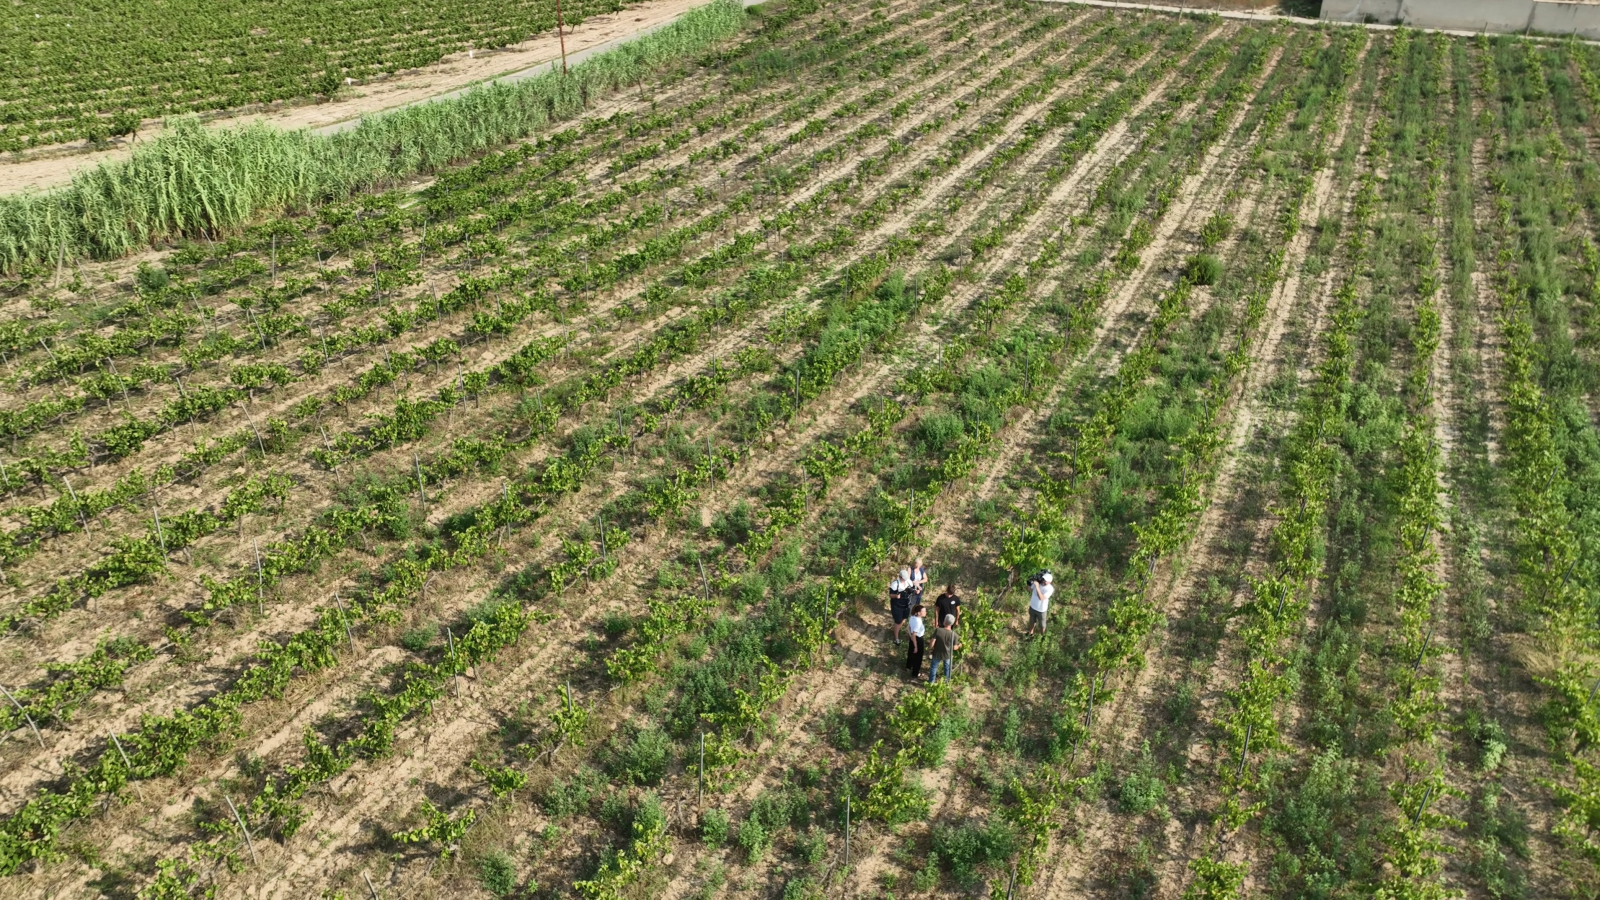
[225,794,260,867]
[555,0,568,75]
[364,872,381,900]
[1237,722,1253,778]
[1006,859,1017,900]
[698,560,710,601]
[62,476,88,530]
[152,506,166,554]
[446,627,462,696]
[844,794,851,867]
[108,732,143,799]
[254,539,265,614]
[597,514,606,560]
[698,732,705,807]
[0,682,43,748]
[414,453,427,511]
[1413,784,1433,826]
[334,594,355,652]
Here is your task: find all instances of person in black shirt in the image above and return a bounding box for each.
[934,584,962,630]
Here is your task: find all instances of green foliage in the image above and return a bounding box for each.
[1183,253,1223,286]
[931,817,1019,886]
[477,850,519,897]
[543,766,605,819]
[390,799,475,860]
[0,0,748,271]
[606,725,672,786]
[1117,742,1167,815]
[700,808,730,845]
[736,817,770,860]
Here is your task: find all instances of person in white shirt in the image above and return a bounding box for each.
[909,558,928,601]
[906,604,926,678]
[1027,572,1054,636]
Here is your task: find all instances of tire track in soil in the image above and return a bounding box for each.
[18,19,1171,890]
[0,2,1079,782]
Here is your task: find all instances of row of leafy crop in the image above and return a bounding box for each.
[960,39,1357,899]
[0,0,648,149]
[0,2,1101,732]
[0,0,1007,606]
[109,16,1195,888]
[0,0,758,270]
[0,0,1021,540]
[1472,35,1600,891]
[0,1,943,449]
[0,15,1126,854]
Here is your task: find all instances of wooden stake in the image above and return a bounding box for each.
[414,453,427,510]
[152,506,167,554]
[334,594,355,652]
[1237,722,1253,777]
[844,794,851,867]
[253,539,265,614]
[225,794,260,867]
[446,627,462,696]
[108,732,143,799]
[364,872,381,900]
[0,683,43,748]
[555,0,569,75]
[697,732,705,807]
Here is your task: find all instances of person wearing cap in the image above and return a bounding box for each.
[888,568,912,644]
[1027,572,1054,636]
[928,614,959,684]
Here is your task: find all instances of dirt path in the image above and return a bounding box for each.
[0,0,727,196]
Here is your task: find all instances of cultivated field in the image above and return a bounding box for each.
[0,1,1596,899]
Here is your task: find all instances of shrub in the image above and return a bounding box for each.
[701,808,730,845]
[1184,254,1223,287]
[606,725,672,786]
[400,624,436,652]
[931,817,1018,886]
[476,851,518,897]
[916,411,965,455]
[1118,743,1167,815]
[794,826,827,866]
[542,765,605,818]
[736,818,770,860]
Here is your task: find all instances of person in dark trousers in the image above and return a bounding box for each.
[888,568,911,644]
[906,604,926,679]
[929,615,959,684]
[934,584,962,630]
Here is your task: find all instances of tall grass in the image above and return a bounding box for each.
[0,0,746,273]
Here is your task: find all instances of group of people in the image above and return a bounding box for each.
[886,561,1058,683]
[887,558,962,682]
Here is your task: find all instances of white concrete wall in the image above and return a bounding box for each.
[1320,0,1402,23]
[1323,0,1600,36]
[1531,1,1600,39]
